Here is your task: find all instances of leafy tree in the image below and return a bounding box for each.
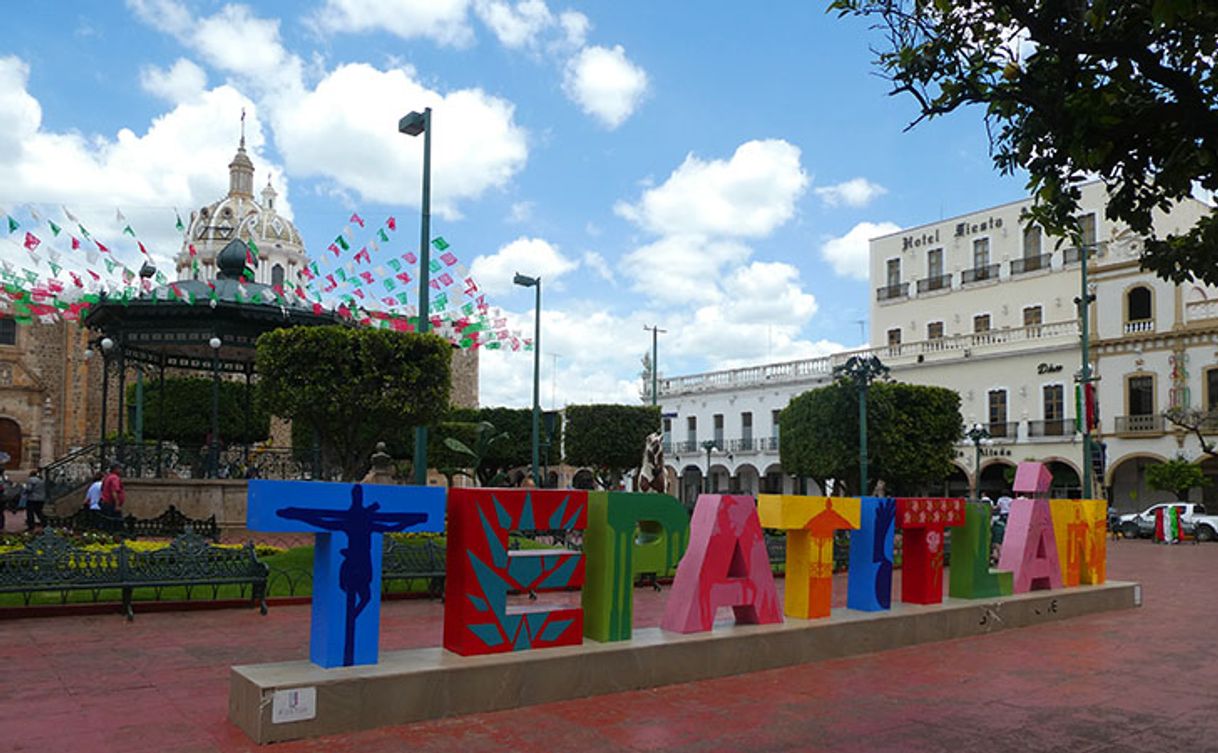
[128,376,270,446]
[831,0,1218,285]
[394,406,563,485]
[1163,407,1218,462]
[780,379,961,495]
[1146,456,1212,500]
[564,404,661,489]
[257,326,452,480]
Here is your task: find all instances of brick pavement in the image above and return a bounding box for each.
[1,540,1215,753]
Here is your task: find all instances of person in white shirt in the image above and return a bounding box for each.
[84,472,103,510]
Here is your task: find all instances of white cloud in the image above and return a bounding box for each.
[615,140,809,237]
[581,250,613,283]
[129,2,529,219]
[271,63,528,217]
[139,58,207,103]
[621,235,751,304]
[507,200,534,223]
[474,0,553,49]
[309,0,475,47]
[557,11,590,48]
[469,236,579,295]
[562,45,648,129]
[814,177,888,208]
[0,55,289,274]
[819,221,901,280]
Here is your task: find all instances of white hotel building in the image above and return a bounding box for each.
[657,182,1218,511]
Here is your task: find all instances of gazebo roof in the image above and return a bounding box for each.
[82,239,340,372]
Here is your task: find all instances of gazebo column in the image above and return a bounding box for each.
[243,366,252,470]
[156,357,165,477]
[116,338,127,465]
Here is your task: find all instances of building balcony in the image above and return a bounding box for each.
[915,273,952,294]
[984,421,1020,440]
[658,319,1080,397]
[1063,242,1106,265]
[961,264,1000,285]
[760,436,780,451]
[1027,419,1075,438]
[1124,319,1155,335]
[728,437,759,453]
[876,282,909,302]
[672,440,698,454]
[1186,298,1218,323]
[1010,254,1051,276]
[1115,414,1165,435]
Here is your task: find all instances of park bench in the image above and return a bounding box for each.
[45,505,220,542]
[382,537,446,598]
[0,530,267,620]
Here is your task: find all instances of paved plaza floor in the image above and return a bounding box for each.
[1,539,1215,753]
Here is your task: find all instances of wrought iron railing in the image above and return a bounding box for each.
[1115,414,1165,434]
[1027,419,1075,438]
[876,282,909,301]
[1010,254,1051,275]
[961,264,1000,284]
[728,437,758,453]
[44,444,103,502]
[760,436,780,451]
[984,421,1020,440]
[1063,242,1106,265]
[916,274,952,294]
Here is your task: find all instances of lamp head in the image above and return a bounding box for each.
[209,337,222,350]
[513,272,538,287]
[100,337,114,352]
[398,110,427,136]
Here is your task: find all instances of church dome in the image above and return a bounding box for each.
[175,127,308,289]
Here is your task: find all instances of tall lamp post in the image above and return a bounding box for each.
[514,272,541,486]
[833,355,889,496]
[701,439,717,494]
[643,324,666,406]
[1074,241,1097,499]
[399,107,433,486]
[208,336,222,478]
[89,337,116,467]
[965,422,991,502]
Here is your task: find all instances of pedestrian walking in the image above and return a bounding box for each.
[84,471,103,510]
[24,468,48,531]
[100,462,126,529]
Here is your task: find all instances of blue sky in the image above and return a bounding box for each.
[1,1,1032,407]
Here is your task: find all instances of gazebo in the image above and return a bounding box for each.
[82,238,340,477]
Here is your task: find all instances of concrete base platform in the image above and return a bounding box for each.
[230,580,1140,744]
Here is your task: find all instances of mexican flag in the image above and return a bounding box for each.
[1157,506,1181,543]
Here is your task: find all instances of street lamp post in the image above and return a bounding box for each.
[644,325,666,406]
[96,337,115,466]
[399,107,433,486]
[965,422,991,502]
[514,272,541,486]
[833,355,889,496]
[701,439,717,495]
[1074,242,1097,499]
[209,336,222,478]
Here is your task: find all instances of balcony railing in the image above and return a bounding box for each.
[876,282,909,301]
[1186,298,1218,322]
[1124,319,1154,334]
[760,436,780,451]
[1010,254,1051,275]
[1027,418,1075,438]
[916,273,952,294]
[1115,414,1165,434]
[961,263,1000,285]
[659,319,1080,396]
[1063,242,1106,265]
[672,440,698,454]
[729,437,759,453]
[984,421,1020,440]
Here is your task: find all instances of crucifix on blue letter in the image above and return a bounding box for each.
[247,480,445,668]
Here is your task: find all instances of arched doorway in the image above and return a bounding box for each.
[734,463,761,496]
[1045,459,1082,499]
[680,465,702,507]
[760,463,786,494]
[1203,457,1218,507]
[0,418,20,470]
[708,463,731,494]
[1107,453,1171,512]
[571,469,596,490]
[943,462,969,498]
[979,460,1015,500]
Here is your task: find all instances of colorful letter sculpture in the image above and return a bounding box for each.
[998,462,1063,592]
[661,494,782,633]
[246,480,445,668]
[948,501,1014,599]
[896,498,965,604]
[847,497,896,612]
[582,492,690,642]
[443,488,587,656]
[1048,499,1108,586]
[757,495,861,619]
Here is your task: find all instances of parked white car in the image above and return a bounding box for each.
[1116,503,1218,541]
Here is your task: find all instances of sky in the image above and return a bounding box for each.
[0,0,1035,409]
